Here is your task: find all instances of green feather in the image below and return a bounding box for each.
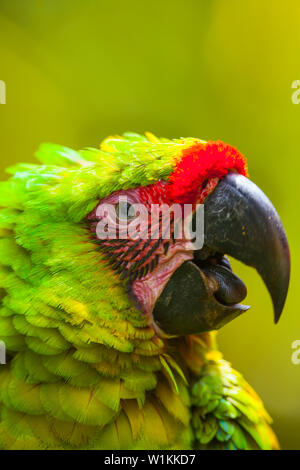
[35,143,88,167]
[0,133,277,450]
[58,384,117,426]
[4,377,44,415]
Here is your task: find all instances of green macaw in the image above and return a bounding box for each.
[0,132,290,450]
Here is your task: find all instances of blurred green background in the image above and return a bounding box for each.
[0,0,299,449]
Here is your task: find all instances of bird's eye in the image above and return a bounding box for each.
[115,201,136,221]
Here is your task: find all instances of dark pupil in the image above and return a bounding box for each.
[116,202,132,219]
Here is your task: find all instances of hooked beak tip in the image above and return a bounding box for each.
[203,172,290,324]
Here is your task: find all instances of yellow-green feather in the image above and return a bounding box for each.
[0,133,278,450]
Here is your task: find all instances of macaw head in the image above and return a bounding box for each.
[87,133,290,337]
[2,132,290,342]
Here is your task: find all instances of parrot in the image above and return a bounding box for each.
[0,132,290,450]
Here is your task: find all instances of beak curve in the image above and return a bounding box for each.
[203,172,290,323]
[152,172,290,336]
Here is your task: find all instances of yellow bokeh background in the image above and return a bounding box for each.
[0,0,299,449]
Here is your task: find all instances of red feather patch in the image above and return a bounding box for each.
[167,140,248,204]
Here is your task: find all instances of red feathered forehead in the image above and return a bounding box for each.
[167,140,248,203]
[138,141,248,205]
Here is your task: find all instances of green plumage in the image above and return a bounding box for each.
[0,133,278,449]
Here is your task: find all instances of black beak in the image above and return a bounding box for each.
[152,173,290,336]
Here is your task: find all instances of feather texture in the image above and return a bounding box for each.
[0,133,275,450]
